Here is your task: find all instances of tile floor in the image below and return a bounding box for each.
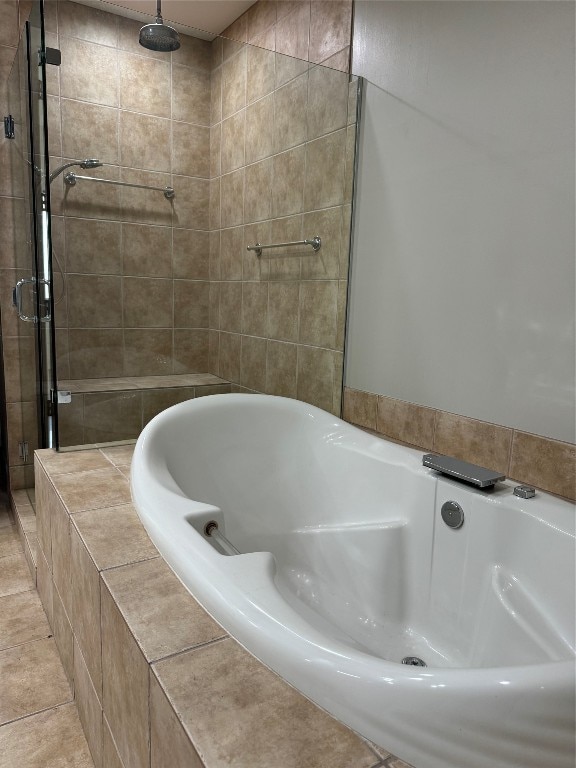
[0,499,94,767]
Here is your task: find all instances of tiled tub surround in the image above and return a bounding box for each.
[31,445,409,768]
[343,387,576,502]
[0,496,95,767]
[56,373,230,445]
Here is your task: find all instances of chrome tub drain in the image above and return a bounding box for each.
[401,656,427,667]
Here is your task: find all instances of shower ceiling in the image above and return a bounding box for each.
[73,0,256,39]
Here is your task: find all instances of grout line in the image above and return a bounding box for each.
[0,698,76,730]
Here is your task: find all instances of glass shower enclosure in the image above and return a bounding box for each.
[7,0,58,484]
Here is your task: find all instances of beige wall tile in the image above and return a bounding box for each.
[74,639,103,768]
[101,582,150,768]
[297,345,335,412]
[220,169,244,228]
[220,282,243,332]
[173,329,210,373]
[172,121,210,178]
[123,277,172,328]
[65,218,122,275]
[102,717,125,768]
[83,392,142,443]
[124,329,173,376]
[244,157,273,223]
[299,280,338,348]
[321,47,351,74]
[71,525,102,698]
[210,122,221,177]
[245,0,277,41]
[172,35,211,71]
[267,281,299,342]
[220,225,244,280]
[301,207,342,280]
[342,388,378,431]
[67,275,122,328]
[210,176,221,230]
[174,280,209,328]
[0,637,72,725]
[120,168,173,227]
[151,638,376,768]
[62,162,122,221]
[58,1,119,46]
[219,332,241,382]
[377,395,437,450]
[119,52,170,118]
[53,585,74,690]
[242,282,268,336]
[122,223,172,278]
[50,489,73,619]
[241,335,267,391]
[275,3,310,61]
[245,93,274,163]
[309,1,352,65]
[271,145,305,218]
[120,111,171,173]
[210,64,222,125]
[60,38,118,107]
[150,671,204,768]
[142,388,195,425]
[172,228,210,279]
[51,467,131,514]
[246,44,275,104]
[307,63,349,140]
[172,175,210,231]
[0,1,19,47]
[102,557,224,663]
[266,340,297,398]
[304,129,346,210]
[243,221,271,281]
[61,99,119,165]
[68,330,124,379]
[35,464,53,569]
[433,411,513,475]
[274,74,308,153]
[222,47,247,118]
[172,65,210,125]
[509,432,576,500]
[221,110,246,173]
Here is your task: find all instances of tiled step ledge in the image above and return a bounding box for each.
[11,489,38,582]
[57,375,231,447]
[32,446,398,768]
[59,374,227,394]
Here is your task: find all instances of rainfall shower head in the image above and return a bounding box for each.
[139,0,180,52]
[49,159,103,184]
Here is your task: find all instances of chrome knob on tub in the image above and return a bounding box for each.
[441,501,465,529]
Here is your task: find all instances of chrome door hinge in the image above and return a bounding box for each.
[18,441,29,462]
[4,115,15,139]
[39,47,61,66]
[51,389,72,404]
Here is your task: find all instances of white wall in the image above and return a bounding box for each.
[346,1,575,443]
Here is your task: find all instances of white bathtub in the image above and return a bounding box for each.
[131,394,575,768]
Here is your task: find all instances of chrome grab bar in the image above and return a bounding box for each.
[64,172,175,200]
[247,235,321,257]
[13,277,51,323]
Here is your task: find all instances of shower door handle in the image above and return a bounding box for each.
[13,277,52,323]
[13,278,37,322]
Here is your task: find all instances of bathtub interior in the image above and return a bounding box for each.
[144,396,575,670]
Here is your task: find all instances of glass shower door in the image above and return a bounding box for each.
[11,0,58,461]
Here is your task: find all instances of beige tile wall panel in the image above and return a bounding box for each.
[74,638,104,768]
[343,387,576,501]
